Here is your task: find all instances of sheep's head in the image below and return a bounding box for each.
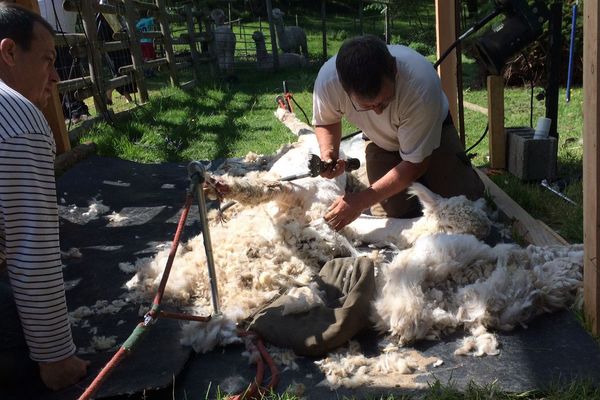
[210,9,225,25]
[271,8,284,20]
[408,183,491,239]
[252,31,264,43]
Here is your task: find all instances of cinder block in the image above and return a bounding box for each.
[507,127,557,181]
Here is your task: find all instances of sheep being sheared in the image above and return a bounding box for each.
[372,233,583,356]
[271,8,308,58]
[252,30,306,70]
[125,129,496,353]
[210,9,236,78]
[342,182,491,250]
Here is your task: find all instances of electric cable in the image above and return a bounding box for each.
[433,6,503,69]
[341,130,362,142]
[290,94,310,125]
[465,123,488,156]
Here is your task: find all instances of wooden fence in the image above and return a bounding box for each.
[55,0,217,120]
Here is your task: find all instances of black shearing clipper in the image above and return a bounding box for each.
[279,154,360,182]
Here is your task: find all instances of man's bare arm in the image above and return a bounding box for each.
[315,122,344,178]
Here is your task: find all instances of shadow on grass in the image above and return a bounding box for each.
[83,65,320,163]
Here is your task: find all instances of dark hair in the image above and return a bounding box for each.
[0,4,55,51]
[335,35,396,99]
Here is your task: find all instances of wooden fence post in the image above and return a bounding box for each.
[78,0,110,118]
[435,0,458,127]
[487,75,505,169]
[583,0,600,335]
[184,4,202,81]
[156,0,178,87]
[122,0,149,103]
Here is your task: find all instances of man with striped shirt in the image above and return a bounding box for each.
[0,4,88,392]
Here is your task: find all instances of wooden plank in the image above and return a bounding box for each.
[100,40,130,53]
[54,32,87,46]
[63,0,119,15]
[583,0,600,335]
[14,0,70,154]
[463,100,488,116]
[487,75,505,169]
[57,76,92,93]
[175,61,192,70]
[123,0,149,103]
[113,30,163,41]
[105,74,133,91]
[180,80,197,90]
[184,4,202,80]
[156,0,178,87]
[131,0,158,12]
[435,0,458,126]
[475,169,568,246]
[79,0,110,117]
[54,142,97,175]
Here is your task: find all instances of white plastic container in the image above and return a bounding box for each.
[533,117,551,139]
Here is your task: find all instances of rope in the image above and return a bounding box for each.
[227,331,279,400]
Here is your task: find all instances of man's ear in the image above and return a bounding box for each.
[0,38,18,67]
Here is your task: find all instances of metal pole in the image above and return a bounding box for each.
[188,161,221,316]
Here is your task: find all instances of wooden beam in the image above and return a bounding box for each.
[156,0,179,87]
[123,0,149,102]
[463,100,488,116]
[435,0,458,126]
[583,0,600,335]
[79,0,110,117]
[487,75,505,169]
[475,169,568,246]
[14,0,70,154]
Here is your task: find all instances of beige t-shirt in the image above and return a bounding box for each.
[312,45,448,163]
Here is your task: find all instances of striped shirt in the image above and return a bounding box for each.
[0,80,76,362]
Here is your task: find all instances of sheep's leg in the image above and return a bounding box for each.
[205,174,295,207]
[343,215,418,249]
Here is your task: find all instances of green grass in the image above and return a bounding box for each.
[158,379,600,400]
[461,85,583,243]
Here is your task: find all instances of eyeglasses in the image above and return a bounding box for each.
[348,90,395,113]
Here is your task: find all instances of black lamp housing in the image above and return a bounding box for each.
[472,0,549,75]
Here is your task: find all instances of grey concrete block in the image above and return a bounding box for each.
[507,127,557,181]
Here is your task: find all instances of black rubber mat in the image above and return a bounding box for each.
[5,156,599,400]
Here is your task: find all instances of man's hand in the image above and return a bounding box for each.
[39,355,89,391]
[319,158,346,179]
[324,191,369,231]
